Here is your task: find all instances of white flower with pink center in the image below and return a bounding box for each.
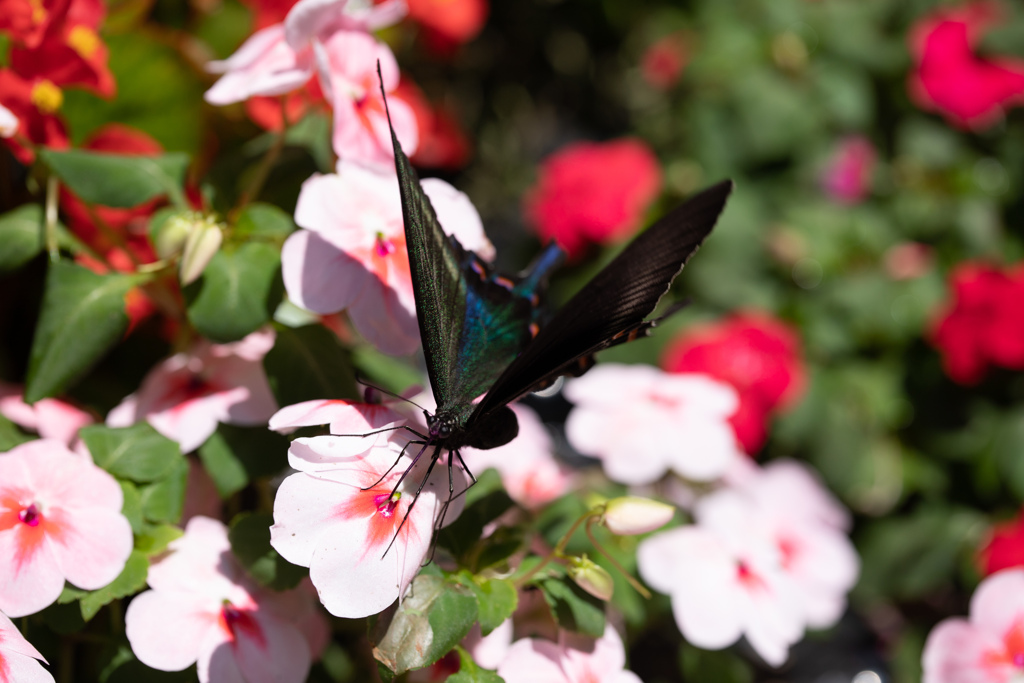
[283,160,492,356]
[0,382,93,448]
[463,404,574,509]
[565,364,743,485]
[923,568,1024,683]
[0,610,54,683]
[637,488,804,667]
[0,440,133,618]
[125,516,323,683]
[496,626,641,683]
[107,328,278,453]
[269,400,465,617]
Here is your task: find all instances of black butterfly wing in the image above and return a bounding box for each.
[387,104,559,414]
[468,180,733,423]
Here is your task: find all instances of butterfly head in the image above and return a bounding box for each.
[425,410,457,442]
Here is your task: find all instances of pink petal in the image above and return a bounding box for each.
[202,609,310,683]
[0,611,46,662]
[0,652,56,683]
[345,268,420,356]
[281,230,366,314]
[561,627,628,679]
[922,618,999,683]
[204,25,312,104]
[0,523,66,617]
[971,569,1024,639]
[125,590,221,672]
[496,638,569,683]
[421,178,494,260]
[465,619,513,670]
[48,507,133,590]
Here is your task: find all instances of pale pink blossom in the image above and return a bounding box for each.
[466,619,514,670]
[0,440,133,617]
[464,404,574,509]
[0,382,93,447]
[497,626,641,683]
[923,568,1024,683]
[0,611,54,683]
[205,25,314,106]
[107,328,278,453]
[125,516,324,683]
[283,160,492,355]
[565,364,743,485]
[821,136,875,205]
[637,489,804,667]
[284,0,407,47]
[270,422,465,617]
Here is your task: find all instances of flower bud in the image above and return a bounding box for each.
[153,212,195,259]
[567,556,613,602]
[179,219,223,286]
[602,496,675,535]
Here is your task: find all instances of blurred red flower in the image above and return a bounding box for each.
[661,312,806,454]
[931,262,1024,384]
[0,0,66,48]
[240,0,300,30]
[245,79,328,132]
[908,2,1024,129]
[394,77,471,170]
[821,136,875,205]
[979,510,1024,576]
[524,139,662,259]
[0,69,69,163]
[10,21,115,98]
[641,33,687,90]
[406,0,487,46]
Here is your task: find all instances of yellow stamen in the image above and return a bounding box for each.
[68,25,100,59]
[31,80,63,114]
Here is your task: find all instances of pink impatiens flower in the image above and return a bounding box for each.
[269,398,465,617]
[283,160,493,356]
[0,382,93,447]
[0,439,133,617]
[0,611,54,683]
[565,363,743,485]
[126,516,323,683]
[923,568,1024,683]
[820,136,876,205]
[496,626,641,683]
[107,328,278,453]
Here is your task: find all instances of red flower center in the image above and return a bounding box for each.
[219,602,266,647]
[18,503,41,527]
[375,492,400,519]
[375,232,396,258]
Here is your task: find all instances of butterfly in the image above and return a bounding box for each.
[376,81,732,514]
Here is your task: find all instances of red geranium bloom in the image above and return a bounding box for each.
[0,69,68,164]
[661,312,806,454]
[641,33,688,90]
[10,21,115,98]
[979,509,1024,577]
[931,262,1024,385]
[908,2,1024,129]
[0,0,66,48]
[245,78,328,132]
[406,0,487,45]
[240,0,300,30]
[524,139,662,259]
[393,77,471,170]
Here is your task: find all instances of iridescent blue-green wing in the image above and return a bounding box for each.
[468,180,733,422]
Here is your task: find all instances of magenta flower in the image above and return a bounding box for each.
[0,610,54,683]
[496,626,641,683]
[126,516,322,683]
[269,398,465,617]
[283,160,493,356]
[821,136,875,205]
[0,382,93,448]
[464,404,574,509]
[0,439,133,617]
[923,568,1024,683]
[565,363,743,485]
[107,328,278,453]
[908,3,1024,129]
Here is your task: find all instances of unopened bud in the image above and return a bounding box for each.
[567,556,613,602]
[179,218,223,285]
[153,212,195,259]
[602,496,675,535]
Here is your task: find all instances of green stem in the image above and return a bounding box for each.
[585,518,651,599]
[516,512,598,587]
[233,108,289,217]
[45,175,59,262]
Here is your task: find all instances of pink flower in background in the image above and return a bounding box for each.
[931,262,1024,384]
[204,24,314,106]
[565,363,742,485]
[908,3,1024,129]
[641,33,687,90]
[821,136,875,204]
[464,404,574,509]
[661,312,805,454]
[923,568,1024,683]
[884,242,933,281]
[0,611,54,683]
[524,139,662,259]
[126,516,322,683]
[0,382,93,447]
[406,0,487,47]
[107,328,278,453]
[497,626,641,683]
[283,160,492,355]
[270,421,465,617]
[0,439,133,617]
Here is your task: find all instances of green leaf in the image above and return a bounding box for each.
[197,423,290,498]
[228,512,307,590]
[263,324,359,406]
[538,576,606,637]
[63,550,150,621]
[40,149,189,208]
[185,242,282,343]
[25,262,137,402]
[437,469,516,570]
[351,346,425,396]
[139,457,189,524]
[0,205,44,272]
[457,573,517,636]
[136,524,184,556]
[233,203,296,243]
[120,481,144,534]
[446,646,505,683]
[679,643,753,683]
[0,414,34,451]
[80,423,184,482]
[372,570,479,675]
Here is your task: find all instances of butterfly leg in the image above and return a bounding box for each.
[361,439,425,491]
[382,444,442,558]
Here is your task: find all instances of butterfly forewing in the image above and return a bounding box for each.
[469,180,733,422]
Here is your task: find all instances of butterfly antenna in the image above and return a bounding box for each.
[361,438,425,491]
[356,376,428,412]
